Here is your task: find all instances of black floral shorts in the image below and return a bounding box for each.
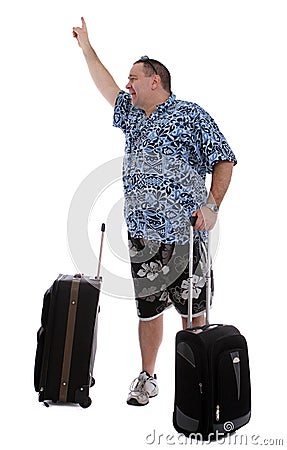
[128,233,214,321]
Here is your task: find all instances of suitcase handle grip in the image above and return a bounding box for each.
[190,215,198,227]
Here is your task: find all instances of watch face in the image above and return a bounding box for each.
[206,204,219,213]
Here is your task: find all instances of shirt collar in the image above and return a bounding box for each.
[156,92,176,113]
[132,92,176,116]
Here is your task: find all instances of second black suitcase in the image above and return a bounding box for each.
[173,221,251,440]
[34,224,105,408]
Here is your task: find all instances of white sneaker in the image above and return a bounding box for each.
[127,371,159,406]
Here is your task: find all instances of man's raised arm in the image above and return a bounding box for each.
[73,17,121,107]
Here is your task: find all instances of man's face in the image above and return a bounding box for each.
[126,63,156,110]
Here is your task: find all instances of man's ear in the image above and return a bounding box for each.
[151,74,161,90]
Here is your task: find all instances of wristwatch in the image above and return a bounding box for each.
[205,203,220,214]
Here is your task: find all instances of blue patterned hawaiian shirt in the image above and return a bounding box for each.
[113,91,237,244]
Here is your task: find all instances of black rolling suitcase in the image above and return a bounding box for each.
[173,219,251,440]
[34,224,105,408]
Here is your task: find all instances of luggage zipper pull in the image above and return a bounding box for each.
[199,382,203,394]
[216,404,220,422]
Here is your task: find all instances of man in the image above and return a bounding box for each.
[73,17,237,406]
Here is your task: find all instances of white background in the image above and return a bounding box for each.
[1,0,286,448]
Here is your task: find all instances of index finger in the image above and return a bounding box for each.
[81,16,87,29]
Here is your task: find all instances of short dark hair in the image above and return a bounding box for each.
[134,58,171,94]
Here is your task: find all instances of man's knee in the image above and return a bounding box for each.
[181,313,205,330]
[192,313,206,328]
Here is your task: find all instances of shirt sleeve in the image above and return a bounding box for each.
[113,90,132,133]
[199,108,237,173]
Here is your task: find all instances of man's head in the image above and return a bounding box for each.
[126,56,171,114]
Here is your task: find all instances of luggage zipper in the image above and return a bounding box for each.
[216,404,220,422]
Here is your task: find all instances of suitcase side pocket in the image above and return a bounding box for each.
[34,327,46,391]
[174,340,203,435]
[34,288,52,391]
[215,339,251,427]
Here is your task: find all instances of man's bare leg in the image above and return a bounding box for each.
[139,314,163,376]
[182,314,206,330]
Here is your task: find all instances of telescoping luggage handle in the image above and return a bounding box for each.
[96,223,105,280]
[187,216,212,329]
[74,223,105,281]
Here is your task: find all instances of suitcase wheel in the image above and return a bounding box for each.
[79,397,92,409]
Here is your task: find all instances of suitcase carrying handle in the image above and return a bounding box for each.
[190,323,223,334]
[187,217,212,329]
[190,215,198,227]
